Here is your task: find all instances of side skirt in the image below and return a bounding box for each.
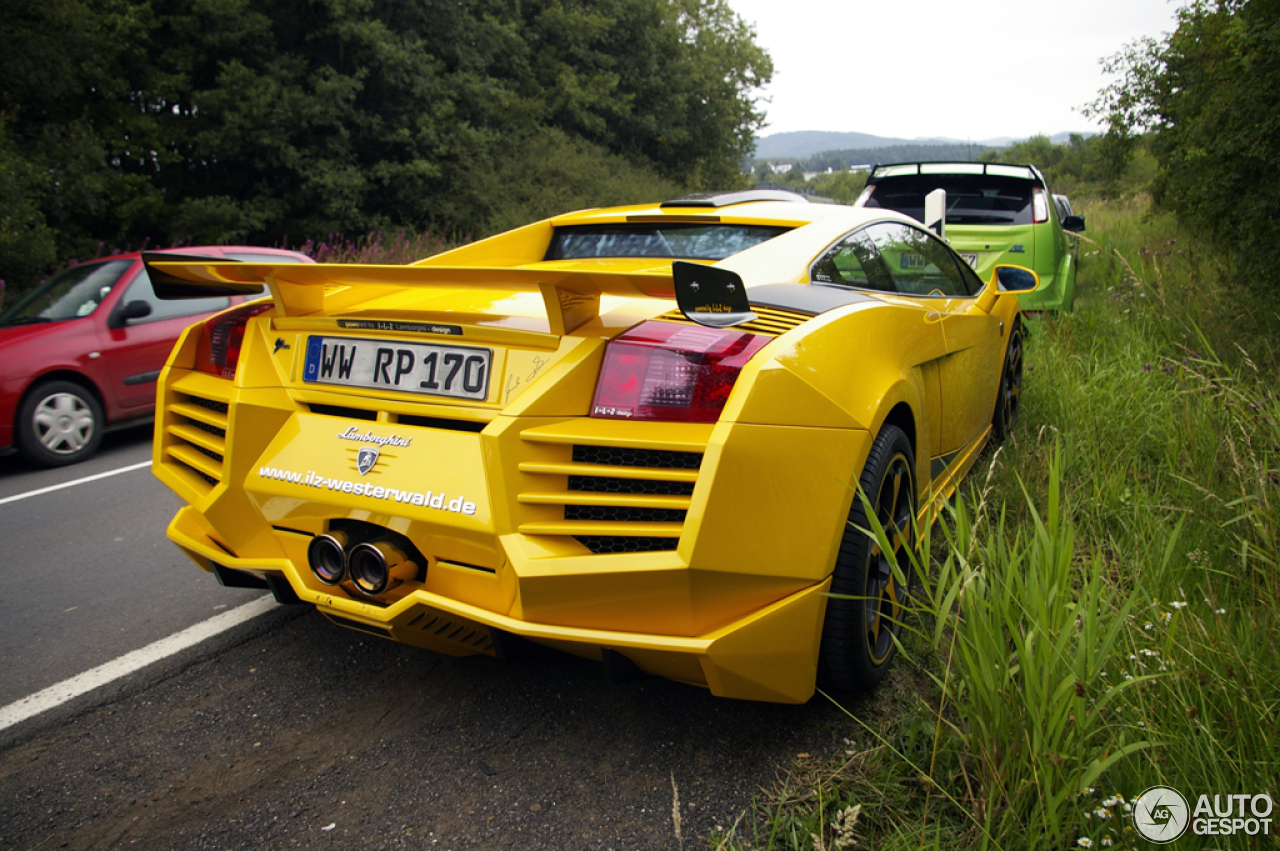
[916,426,991,536]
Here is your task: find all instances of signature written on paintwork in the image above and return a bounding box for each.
[505,355,552,401]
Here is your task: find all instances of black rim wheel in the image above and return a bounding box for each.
[820,424,917,692]
[995,321,1023,439]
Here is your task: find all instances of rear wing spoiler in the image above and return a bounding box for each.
[867,162,1047,187]
[142,254,754,335]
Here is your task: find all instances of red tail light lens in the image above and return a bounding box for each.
[591,321,769,423]
[195,301,272,378]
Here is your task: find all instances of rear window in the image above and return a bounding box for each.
[863,175,1035,226]
[545,224,789,261]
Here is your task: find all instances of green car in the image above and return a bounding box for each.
[855,162,1085,314]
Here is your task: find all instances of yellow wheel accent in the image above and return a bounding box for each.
[864,451,912,665]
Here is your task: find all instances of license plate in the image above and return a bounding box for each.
[303,336,492,401]
[960,253,979,268]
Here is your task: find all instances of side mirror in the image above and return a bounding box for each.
[1061,214,1086,233]
[110,299,153,329]
[993,265,1040,293]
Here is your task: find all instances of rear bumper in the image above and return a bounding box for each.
[168,505,830,703]
[152,320,872,704]
[1015,255,1076,313]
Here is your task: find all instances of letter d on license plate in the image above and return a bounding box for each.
[303,336,492,401]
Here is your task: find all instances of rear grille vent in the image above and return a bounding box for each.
[398,414,486,433]
[305,404,491,432]
[164,391,229,495]
[568,475,694,496]
[516,436,703,555]
[189,397,230,415]
[565,505,686,523]
[657,305,811,337]
[308,403,378,421]
[403,612,493,652]
[574,536,681,554]
[572,445,702,469]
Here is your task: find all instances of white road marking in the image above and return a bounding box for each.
[0,461,152,507]
[0,596,278,732]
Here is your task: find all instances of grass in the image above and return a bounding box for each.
[714,194,1280,851]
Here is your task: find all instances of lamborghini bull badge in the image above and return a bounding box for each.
[356,446,380,475]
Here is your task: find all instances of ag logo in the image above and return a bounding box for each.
[1135,785,1190,843]
[356,446,380,475]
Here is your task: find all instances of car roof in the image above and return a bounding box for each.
[416,193,926,290]
[549,195,896,231]
[548,196,927,286]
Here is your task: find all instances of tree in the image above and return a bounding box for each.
[1089,0,1280,280]
[0,0,169,285]
[0,0,772,295]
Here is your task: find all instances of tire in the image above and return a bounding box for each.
[820,424,916,693]
[15,380,104,467]
[992,318,1024,441]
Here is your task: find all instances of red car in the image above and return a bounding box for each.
[0,246,311,467]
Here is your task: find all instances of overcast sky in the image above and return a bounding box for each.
[725,0,1182,142]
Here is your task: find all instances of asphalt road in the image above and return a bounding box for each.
[0,425,265,706]
[0,426,852,850]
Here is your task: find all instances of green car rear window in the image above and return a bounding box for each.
[545,224,790,261]
[864,175,1035,226]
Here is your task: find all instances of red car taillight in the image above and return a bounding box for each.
[590,321,769,423]
[194,301,273,378]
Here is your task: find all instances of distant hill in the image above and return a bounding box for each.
[804,144,989,171]
[754,130,1092,161]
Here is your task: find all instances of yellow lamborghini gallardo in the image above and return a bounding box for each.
[146,190,1035,703]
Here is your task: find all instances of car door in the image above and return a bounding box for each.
[808,224,949,457]
[858,222,1003,456]
[99,266,233,411]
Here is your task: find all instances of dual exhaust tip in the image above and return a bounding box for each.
[307,530,418,596]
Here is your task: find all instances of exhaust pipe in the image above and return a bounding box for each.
[348,540,418,596]
[307,532,350,585]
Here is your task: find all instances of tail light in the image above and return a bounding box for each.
[591,321,769,423]
[195,301,272,378]
[1032,188,1049,224]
